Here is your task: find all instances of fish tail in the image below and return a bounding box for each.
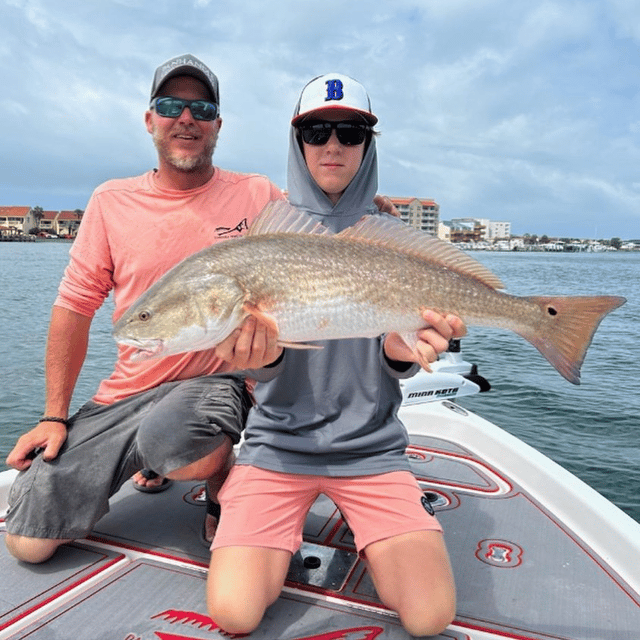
[518,295,626,384]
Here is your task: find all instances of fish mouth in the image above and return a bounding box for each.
[117,338,165,361]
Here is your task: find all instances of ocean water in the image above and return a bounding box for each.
[1,242,638,523]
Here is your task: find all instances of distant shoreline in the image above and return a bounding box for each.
[0,236,73,243]
[2,237,638,252]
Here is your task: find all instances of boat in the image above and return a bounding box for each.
[1,347,639,639]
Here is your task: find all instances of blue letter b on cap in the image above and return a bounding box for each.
[325,79,344,102]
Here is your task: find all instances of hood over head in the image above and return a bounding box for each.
[287,74,379,231]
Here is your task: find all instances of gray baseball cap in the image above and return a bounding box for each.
[150,54,219,106]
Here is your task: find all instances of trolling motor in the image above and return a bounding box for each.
[400,339,490,406]
[438,339,491,393]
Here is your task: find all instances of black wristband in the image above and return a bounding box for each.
[38,416,69,426]
[384,355,414,372]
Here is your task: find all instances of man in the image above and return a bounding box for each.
[4,54,283,560]
[5,56,461,564]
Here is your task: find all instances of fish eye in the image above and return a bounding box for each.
[138,310,152,322]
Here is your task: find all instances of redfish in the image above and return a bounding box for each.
[113,201,625,384]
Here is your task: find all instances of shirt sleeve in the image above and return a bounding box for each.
[245,348,286,383]
[54,191,114,318]
[379,337,420,379]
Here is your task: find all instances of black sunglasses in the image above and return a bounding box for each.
[150,96,219,121]
[297,121,370,146]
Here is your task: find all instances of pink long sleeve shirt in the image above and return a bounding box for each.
[55,168,284,405]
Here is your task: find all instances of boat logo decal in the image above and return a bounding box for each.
[406,386,460,401]
[475,539,523,568]
[121,609,385,639]
[183,484,207,506]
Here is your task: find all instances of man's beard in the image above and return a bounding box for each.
[152,125,218,172]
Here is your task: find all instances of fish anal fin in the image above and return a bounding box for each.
[277,340,323,350]
[248,200,332,237]
[242,301,324,350]
[338,215,505,290]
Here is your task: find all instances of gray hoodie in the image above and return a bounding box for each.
[236,115,420,476]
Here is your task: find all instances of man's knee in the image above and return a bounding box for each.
[165,435,233,482]
[5,533,69,564]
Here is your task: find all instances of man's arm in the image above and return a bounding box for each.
[6,306,92,470]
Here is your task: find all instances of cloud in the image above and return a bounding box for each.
[1,0,638,239]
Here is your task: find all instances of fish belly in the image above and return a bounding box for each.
[269,297,423,343]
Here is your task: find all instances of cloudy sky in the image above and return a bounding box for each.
[2,0,639,239]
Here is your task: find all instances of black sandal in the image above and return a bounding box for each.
[200,485,221,547]
[132,468,173,494]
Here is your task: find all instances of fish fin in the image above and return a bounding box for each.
[242,302,280,334]
[518,295,626,384]
[338,215,505,290]
[242,301,323,350]
[248,200,332,237]
[242,302,323,351]
[277,340,324,350]
[400,332,419,352]
[399,332,433,372]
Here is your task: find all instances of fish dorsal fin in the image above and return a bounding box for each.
[338,215,505,289]
[248,200,332,237]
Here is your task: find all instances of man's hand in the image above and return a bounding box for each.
[214,316,283,370]
[374,194,400,218]
[384,310,466,372]
[6,421,68,471]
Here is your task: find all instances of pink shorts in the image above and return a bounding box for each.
[211,465,442,555]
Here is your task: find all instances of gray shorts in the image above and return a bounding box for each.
[5,374,251,540]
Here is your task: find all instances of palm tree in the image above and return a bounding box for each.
[72,209,84,237]
[29,206,44,235]
[31,206,44,229]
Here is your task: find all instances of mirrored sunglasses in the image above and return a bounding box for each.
[297,121,370,146]
[151,96,218,121]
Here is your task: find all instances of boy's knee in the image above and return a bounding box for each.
[207,596,264,635]
[398,601,456,637]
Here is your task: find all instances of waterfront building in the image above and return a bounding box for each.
[448,219,486,244]
[0,207,82,237]
[488,220,511,240]
[56,210,83,237]
[390,197,439,235]
[0,206,33,232]
[437,221,451,242]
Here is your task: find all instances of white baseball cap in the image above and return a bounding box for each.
[292,73,377,125]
